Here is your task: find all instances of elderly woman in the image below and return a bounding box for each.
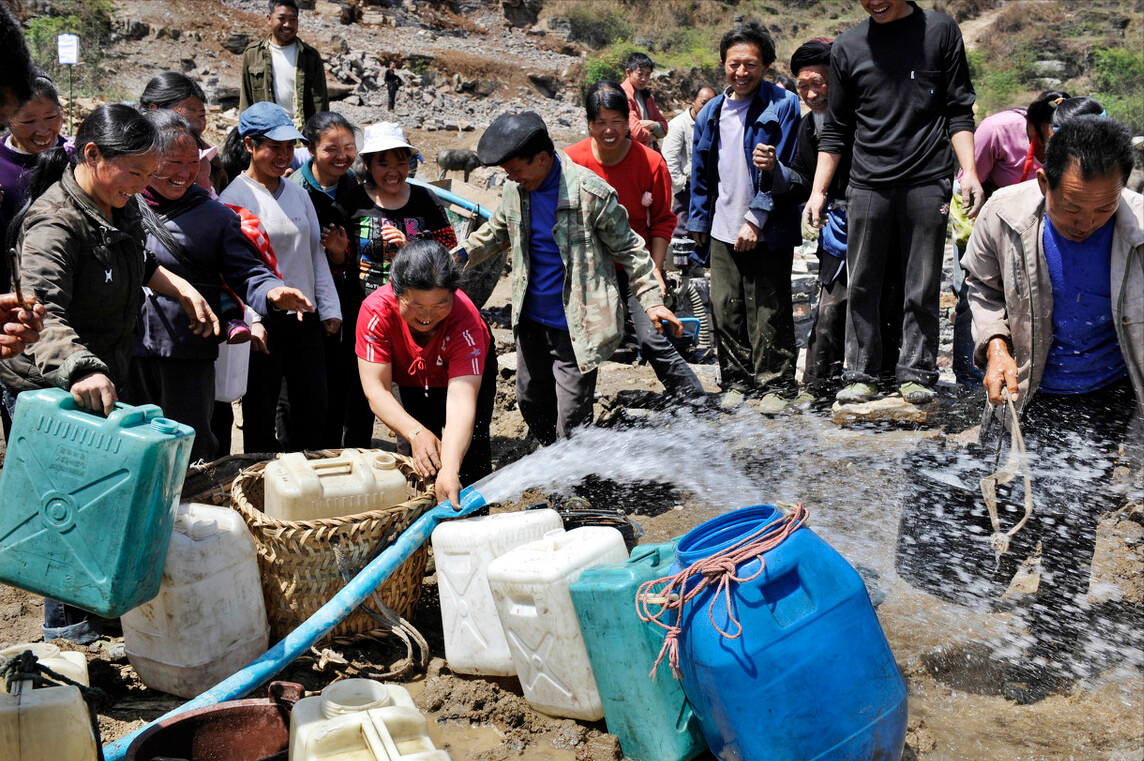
[356,239,496,506]
[132,109,312,462]
[565,80,705,403]
[0,103,216,643]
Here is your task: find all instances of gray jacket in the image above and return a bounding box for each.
[962,181,1144,417]
[1,168,156,394]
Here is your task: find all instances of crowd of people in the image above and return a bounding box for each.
[0,0,1141,701]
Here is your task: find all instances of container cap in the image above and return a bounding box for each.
[150,417,181,435]
[320,679,393,719]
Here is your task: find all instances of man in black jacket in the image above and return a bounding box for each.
[806,0,984,405]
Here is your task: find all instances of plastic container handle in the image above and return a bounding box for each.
[311,459,356,478]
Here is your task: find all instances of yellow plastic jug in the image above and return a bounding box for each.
[263,450,411,521]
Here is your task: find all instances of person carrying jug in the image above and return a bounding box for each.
[0,103,218,643]
[962,115,1143,704]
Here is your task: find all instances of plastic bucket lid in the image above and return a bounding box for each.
[674,504,784,566]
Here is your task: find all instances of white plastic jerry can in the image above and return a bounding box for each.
[0,644,97,761]
[486,526,630,721]
[0,643,89,692]
[431,508,563,676]
[263,450,412,521]
[121,502,269,698]
[289,679,450,761]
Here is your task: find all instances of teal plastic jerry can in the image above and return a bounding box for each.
[0,388,195,617]
[569,540,707,761]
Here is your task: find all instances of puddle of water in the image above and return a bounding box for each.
[465,405,1143,723]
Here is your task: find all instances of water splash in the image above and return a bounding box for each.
[471,407,763,508]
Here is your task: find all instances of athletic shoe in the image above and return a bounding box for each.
[836,382,877,404]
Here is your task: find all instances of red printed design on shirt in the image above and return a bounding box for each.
[223,204,282,277]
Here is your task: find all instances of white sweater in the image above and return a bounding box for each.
[220,172,340,322]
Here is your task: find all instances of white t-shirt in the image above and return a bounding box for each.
[218,173,340,322]
[269,40,298,114]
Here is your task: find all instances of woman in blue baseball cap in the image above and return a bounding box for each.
[219,101,339,453]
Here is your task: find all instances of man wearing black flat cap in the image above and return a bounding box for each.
[454,111,683,445]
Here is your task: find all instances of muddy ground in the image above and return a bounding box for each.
[1,255,1141,761]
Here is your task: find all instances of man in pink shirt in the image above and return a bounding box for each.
[950,90,1070,385]
[621,52,668,150]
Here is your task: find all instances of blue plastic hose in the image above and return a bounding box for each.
[102,487,488,761]
[409,178,493,220]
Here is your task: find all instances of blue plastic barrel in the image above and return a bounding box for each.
[0,388,195,617]
[570,540,707,761]
[672,505,907,761]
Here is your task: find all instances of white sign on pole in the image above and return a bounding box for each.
[57,34,79,66]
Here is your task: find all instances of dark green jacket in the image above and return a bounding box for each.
[239,36,329,128]
[1,167,157,394]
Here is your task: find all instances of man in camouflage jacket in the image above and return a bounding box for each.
[457,112,682,444]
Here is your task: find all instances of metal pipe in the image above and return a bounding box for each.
[102,487,488,761]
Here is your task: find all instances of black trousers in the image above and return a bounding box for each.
[844,179,950,386]
[708,238,796,394]
[397,333,498,485]
[804,249,903,395]
[243,311,327,453]
[617,267,705,401]
[322,277,373,448]
[130,356,218,463]
[515,317,597,446]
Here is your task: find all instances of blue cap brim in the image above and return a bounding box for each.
[263,125,306,142]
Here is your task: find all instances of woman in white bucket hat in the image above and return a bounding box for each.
[357,122,455,295]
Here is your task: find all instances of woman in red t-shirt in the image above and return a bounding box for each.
[564,80,706,402]
[356,239,496,506]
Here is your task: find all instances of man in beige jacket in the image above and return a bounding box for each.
[963,114,1142,704]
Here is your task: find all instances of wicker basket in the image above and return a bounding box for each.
[230,450,434,642]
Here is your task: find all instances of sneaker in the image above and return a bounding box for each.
[756,392,789,415]
[790,391,817,408]
[836,382,877,404]
[899,381,935,405]
[225,319,252,345]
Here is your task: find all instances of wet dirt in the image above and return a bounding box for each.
[1,264,1141,761]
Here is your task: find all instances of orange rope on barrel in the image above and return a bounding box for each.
[635,504,809,680]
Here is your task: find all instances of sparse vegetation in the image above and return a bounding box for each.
[21,0,115,98]
[546,0,1141,132]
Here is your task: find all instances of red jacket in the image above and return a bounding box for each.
[621,79,668,148]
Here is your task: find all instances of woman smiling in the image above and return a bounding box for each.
[132,109,312,461]
[357,122,455,295]
[218,101,340,453]
[356,239,496,507]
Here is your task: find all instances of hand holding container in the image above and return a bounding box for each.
[0,388,195,617]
